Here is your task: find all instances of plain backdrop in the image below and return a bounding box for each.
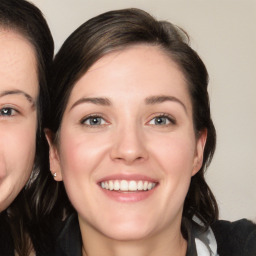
[30,0,256,222]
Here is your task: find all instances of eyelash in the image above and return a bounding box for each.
[0,107,19,118]
[148,113,176,126]
[80,114,108,127]
[79,113,176,128]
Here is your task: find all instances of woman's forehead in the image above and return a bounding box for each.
[0,29,38,98]
[65,45,192,113]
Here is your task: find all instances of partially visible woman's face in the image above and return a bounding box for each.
[49,45,206,241]
[0,30,38,212]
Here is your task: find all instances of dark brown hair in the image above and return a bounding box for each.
[0,0,53,255]
[47,8,218,234]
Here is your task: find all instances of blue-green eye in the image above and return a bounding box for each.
[81,116,107,126]
[148,115,175,126]
[0,107,16,117]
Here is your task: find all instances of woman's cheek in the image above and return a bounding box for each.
[148,132,196,171]
[59,129,109,176]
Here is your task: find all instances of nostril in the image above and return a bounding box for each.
[111,153,147,165]
[110,131,148,163]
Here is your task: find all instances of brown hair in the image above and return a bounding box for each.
[46,8,218,235]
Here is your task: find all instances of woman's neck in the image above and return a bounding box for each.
[79,218,187,256]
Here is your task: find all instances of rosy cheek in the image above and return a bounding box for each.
[151,134,194,162]
[59,132,98,174]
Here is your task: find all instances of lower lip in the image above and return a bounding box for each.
[100,187,157,202]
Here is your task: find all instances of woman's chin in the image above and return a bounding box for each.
[100,225,153,241]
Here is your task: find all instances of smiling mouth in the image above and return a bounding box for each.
[100,180,157,192]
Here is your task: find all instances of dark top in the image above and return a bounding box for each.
[1,213,256,255]
[53,214,256,256]
[211,219,256,256]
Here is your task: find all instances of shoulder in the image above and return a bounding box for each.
[54,213,82,256]
[211,219,256,256]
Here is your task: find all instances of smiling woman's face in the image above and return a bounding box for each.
[48,45,206,241]
[0,30,38,212]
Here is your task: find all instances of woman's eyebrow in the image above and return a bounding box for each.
[0,89,35,107]
[145,95,187,114]
[70,97,111,111]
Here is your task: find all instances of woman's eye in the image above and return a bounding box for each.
[82,116,107,126]
[148,115,175,126]
[0,107,16,117]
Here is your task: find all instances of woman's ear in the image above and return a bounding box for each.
[44,128,63,181]
[192,129,207,176]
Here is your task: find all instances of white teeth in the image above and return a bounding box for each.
[114,180,120,190]
[147,182,153,190]
[109,180,114,190]
[137,181,143,190]
[128,180,137,191]
[100,180,157,192]
[120,180,128,191]
[143,181,148,191]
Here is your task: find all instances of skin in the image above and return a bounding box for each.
[47,45,207,256]
[0,29,38,212]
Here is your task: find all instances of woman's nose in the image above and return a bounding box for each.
[110,125,148,165]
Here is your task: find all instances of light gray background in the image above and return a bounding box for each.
[30,0,256,222]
